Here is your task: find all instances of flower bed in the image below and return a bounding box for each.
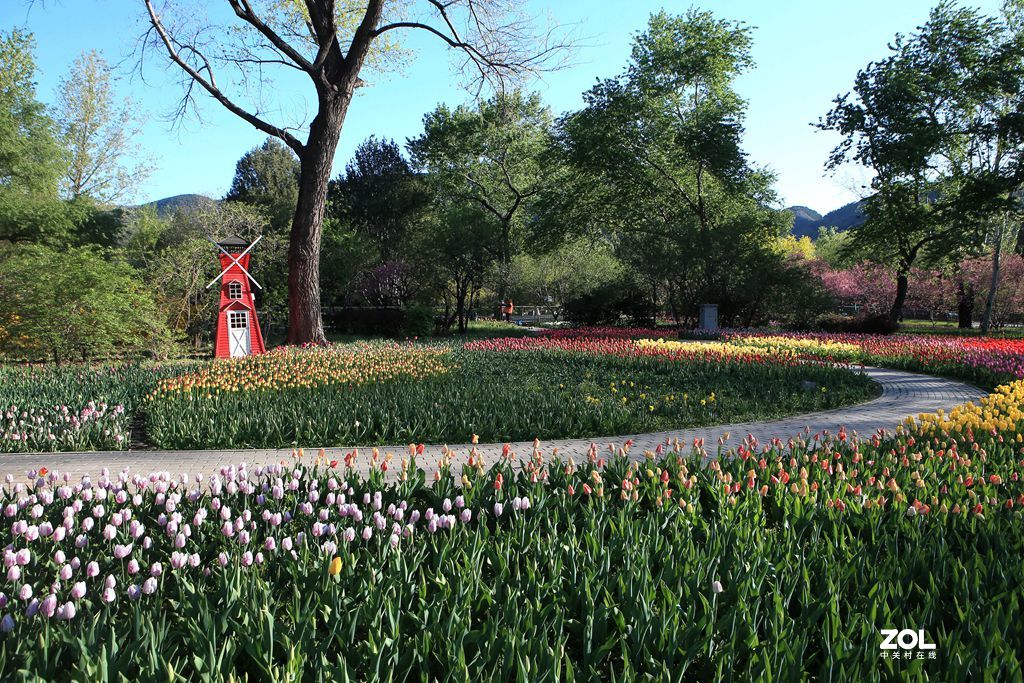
[722,331,1024,387]
[1,379,1023,679]
[143,342,878,449]
[0,364,193,453]
[536,326,1024,388]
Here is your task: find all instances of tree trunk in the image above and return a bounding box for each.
[956,279,974,329]
[981,221,1004,335]
[456,277,468,333]
[889,271,909,325]
[1015,221,1024,256]
[286,99,349,345]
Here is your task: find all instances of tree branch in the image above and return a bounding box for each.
[143,0,305,154]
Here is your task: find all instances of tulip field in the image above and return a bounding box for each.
[1,375,1023,679]
[0,364,194,453]
[2,329,1024,678]
[143,342,878,449]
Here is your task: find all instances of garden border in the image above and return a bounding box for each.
[0,366,987,481]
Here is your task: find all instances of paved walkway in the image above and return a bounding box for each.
[0,367,986,482]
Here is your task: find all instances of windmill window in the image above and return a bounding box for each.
[228,281,243,300]
[228,311,248,329]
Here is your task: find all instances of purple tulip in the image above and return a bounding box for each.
[0,614,14,632]
[40,594,57,619]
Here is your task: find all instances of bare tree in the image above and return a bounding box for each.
[138,0,572,344]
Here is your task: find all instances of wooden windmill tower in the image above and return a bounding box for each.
[207,235,266,359]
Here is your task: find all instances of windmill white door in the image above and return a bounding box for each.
[227,311,251,357]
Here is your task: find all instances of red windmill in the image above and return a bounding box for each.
[207,235,266,359]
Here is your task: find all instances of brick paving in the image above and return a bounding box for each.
[0,367,986,482]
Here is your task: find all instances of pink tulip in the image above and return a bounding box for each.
[71,582,86,600]
[58,602,76,620]
[40,594,57,619]
[142,577,157,595]
[86,561,99,578]
[18,585,32,601]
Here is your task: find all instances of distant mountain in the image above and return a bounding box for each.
[141,194,217,219]
[784,200,866,239]
[786,206,823,238]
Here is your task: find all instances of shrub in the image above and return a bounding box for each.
[0,245,167,361]
[563,280,655,326]
[324,306,435,338]
[815,312,898,335]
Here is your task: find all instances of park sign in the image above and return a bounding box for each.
[207,235,266,359]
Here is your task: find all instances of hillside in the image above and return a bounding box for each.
[785,200,865,238]
[141,194,217,218]
[787,206,823,238]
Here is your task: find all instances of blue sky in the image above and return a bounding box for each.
[5,0,1005,213]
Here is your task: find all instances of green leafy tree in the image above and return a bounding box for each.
[409,91,554,313]
[0,29,67,245]
[54,50,151,204]
[415,203,498,333]
[0,245,166,361]
[821,2,1024,324]
[542,11,788,324]
[329,136,431,261]
[225,138,300,231]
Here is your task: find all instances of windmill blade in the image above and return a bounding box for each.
[205,236,264,290]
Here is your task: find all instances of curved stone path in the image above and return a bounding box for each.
[0,367,986,481]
